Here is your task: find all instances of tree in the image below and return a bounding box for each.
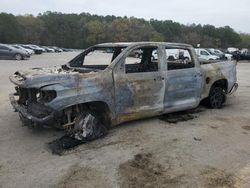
[16,15,44,44]
[0,13,22,43]
[0,12,246,49]
[240,33,250,48]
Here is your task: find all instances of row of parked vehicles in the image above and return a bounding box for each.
[0,43,73,60]
[197,47,250,61]
[138,47,242,62]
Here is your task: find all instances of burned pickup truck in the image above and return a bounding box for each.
[9,42,238,141]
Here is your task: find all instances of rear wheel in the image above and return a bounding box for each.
[15,54,22,60]
[204,86,226,108]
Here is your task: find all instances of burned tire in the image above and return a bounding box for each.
[69,111,108,141]
[204,86,226,109]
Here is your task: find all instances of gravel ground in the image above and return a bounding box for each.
[0,53,250,188]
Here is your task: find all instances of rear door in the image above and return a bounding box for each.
[113,45,165,123]
[163,47,203,112]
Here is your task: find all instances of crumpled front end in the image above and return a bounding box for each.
[9,86,62,128]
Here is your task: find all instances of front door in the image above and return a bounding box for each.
[113,45,165,124]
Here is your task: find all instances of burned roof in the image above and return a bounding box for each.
[94,42,193,48]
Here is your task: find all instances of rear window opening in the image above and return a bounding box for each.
[165,48,194,70]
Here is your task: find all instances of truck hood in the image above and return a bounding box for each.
[9,67,98,88]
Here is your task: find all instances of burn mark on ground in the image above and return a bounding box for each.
[201,167,238,188]
[159,107,203,124]
[159,108,203,124]
[242,126,250,131]
[57,165,110,188]
[119,153,186,188]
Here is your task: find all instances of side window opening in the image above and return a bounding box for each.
[166,48,194,70]
[125,46,158,73]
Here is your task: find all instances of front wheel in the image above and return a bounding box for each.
[204,86,226,109]
[69,111,108,141]
[15,53,23,60]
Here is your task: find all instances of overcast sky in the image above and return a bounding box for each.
[1,0,250,33]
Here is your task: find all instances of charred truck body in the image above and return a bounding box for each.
[9,42,238,140]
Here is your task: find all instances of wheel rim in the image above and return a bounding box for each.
[15,54,22,60]
[73,113,95,140]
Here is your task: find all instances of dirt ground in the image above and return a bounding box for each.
[0,53,250,188]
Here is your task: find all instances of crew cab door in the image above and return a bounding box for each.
[113,45,165,124]
[163,47,203,112]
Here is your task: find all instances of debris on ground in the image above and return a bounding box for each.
[48,136,83,155]
[194,137,202,141]
[48,112,108,155]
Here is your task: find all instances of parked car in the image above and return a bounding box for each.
[22,45,43,54]
[50,46,63,52]
[207,48,232,60]
[61,48,73,52]
[0,44,30,60]
[29,45,46,52]
[9,42,238,142]
[12,44,34,56]
[239,51,250,60]
[227,47,239,53]
[41,46,55,53]
[240,48,249,55]
[195,48,220,61]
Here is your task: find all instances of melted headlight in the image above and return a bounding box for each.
[37,90,57,103]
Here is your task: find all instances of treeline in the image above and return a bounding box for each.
[0,11,249,49]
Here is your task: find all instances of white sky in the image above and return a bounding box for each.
[0,0,250,33]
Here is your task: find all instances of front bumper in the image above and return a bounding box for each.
[9,93,58,127]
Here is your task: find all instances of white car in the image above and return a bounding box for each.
[195,48,220,61]
[227,47,239,53]
[208,48,233,60]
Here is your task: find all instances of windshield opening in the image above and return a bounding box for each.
[68,46,126,70]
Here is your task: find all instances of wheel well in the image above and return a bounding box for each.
[61,101,112,128]
[85,101,112,126]
[211,79,228,91]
